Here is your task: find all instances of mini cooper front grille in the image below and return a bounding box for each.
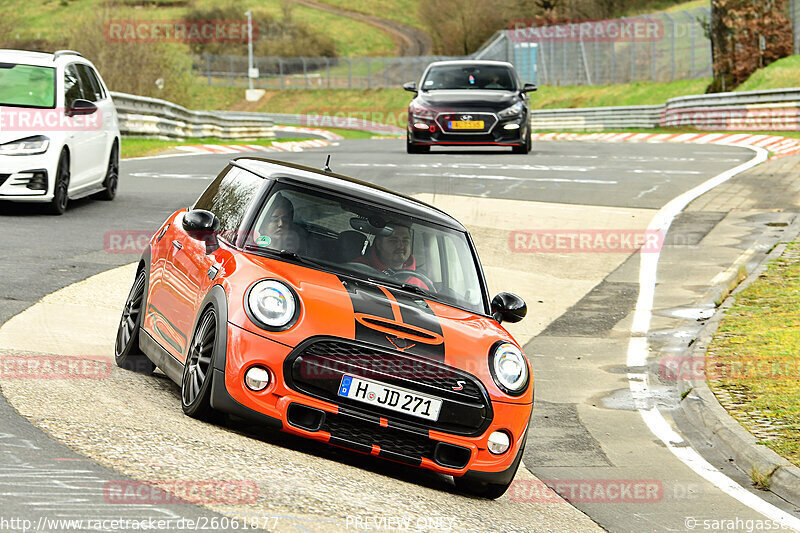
[284,337,493,436]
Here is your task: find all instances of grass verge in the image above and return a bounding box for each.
[6,0,394,57]
[184,79,713,118]
[735,56,800,93]
[706,242,800,467]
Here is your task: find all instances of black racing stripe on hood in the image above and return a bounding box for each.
[339,277,445,361]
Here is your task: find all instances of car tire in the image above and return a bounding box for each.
[46,151,70,215]
[181,306,218,420]
[114,269,155,374]
[98,142,119,201]
[406,138,430,154]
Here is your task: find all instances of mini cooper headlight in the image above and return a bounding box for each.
[490,342,529,395]
[498,102,524,118]
[0,135,50,155]
[246,280,298,329]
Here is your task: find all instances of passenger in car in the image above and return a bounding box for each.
[258,194,307,254]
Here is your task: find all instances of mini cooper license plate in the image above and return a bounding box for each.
[449,120,484,130]
[338,375,442,421]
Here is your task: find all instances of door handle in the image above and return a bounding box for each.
[172,240,183,250]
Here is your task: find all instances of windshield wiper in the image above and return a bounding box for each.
[256,248,327,269]
[368,277,432,298]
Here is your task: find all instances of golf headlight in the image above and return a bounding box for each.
[247,280,298,329]
[490,342,529,395]
[0,135,50,155]
[498,102,524,118]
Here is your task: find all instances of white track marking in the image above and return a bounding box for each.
[400,172,617,185]
[344,162,596,172]
[626,144,800,530]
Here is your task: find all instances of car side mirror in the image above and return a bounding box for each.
[521,83,538,93]
[491,292,527,324]
[183,209,220,254]
[66,99,97,117]
[403,81,417,94]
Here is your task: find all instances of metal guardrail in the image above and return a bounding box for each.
[111,91,276,139]
[530,88,800,132]
[110,92,404,138]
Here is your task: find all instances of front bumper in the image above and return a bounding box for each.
[407,113,527,147]
[211,323,532,481]
[0,151,59,201]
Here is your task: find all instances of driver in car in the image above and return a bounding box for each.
[358,223,431,290]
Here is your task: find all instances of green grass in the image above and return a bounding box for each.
[533,79,711,109]
[623,0,708,16]
[735,55,800,93]
[5,0,394,57]
[313,0,423,30]
[706,242,800,467]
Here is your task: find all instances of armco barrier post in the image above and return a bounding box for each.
[664,13,675,81]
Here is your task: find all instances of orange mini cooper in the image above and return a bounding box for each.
[114,158,532,498]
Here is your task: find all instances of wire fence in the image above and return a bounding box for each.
[194,54,467,90]
[192,6,714,89]
[512,6,713,86]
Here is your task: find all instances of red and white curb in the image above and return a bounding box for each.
[532,132,800,158]
[273,125,344,141]
[174,139,332,155]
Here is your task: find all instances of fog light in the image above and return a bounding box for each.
[244,366,271,391]
[503,123,521,130]
[487,431,511,455]
[414,122,428,130]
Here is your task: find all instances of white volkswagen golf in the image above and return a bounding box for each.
[0,49,120,214]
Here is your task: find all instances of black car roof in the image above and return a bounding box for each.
[231,157,466,231]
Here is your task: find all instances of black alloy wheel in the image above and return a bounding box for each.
[47,151,70,215]
[114,270,155,374]
[99,142,119,201]
[181,307,218,419]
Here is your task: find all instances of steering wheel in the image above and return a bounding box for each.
[345,261,381,274]
[393,270,436,293]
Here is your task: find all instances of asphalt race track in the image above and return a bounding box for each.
[1,138,797,532]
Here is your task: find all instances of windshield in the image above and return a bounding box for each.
[0,63,56,108]
[421,65,515,91]
[243,183,487,315]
